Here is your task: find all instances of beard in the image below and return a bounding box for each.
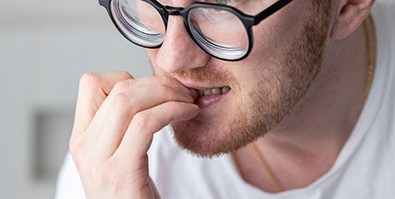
[152,2,331,157]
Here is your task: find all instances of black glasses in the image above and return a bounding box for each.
[99,0,294,61]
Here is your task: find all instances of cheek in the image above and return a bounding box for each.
[145,49,156,61]
[229,17,310,107]
[246,2,309,64]
[235,67,286,109]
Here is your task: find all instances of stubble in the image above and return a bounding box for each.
[157,1,332,157]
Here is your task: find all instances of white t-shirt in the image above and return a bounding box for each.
[55,2,395,199]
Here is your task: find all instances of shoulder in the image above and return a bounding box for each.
[373,1,395,34]
[371,1,395,88]
[368,0,395,161]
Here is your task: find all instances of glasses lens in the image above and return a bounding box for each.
[111,0,165,47]
[188,7,249,60]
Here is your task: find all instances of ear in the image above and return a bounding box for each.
[329,0,375,39]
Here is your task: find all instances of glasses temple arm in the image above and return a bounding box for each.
[253,0,294,25]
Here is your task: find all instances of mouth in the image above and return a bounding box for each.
[191,86,232,108]
[196,86,231,97]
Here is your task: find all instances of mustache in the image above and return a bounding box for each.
[150,60,237,86]
[173,67,231,84]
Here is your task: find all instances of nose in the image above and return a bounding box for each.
[155,16,211,73]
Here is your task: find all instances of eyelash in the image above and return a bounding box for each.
[213,0,239,6]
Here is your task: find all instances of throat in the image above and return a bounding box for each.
[231,138,341,193]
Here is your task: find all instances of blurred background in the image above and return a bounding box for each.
[0,0,150,198]
[1,0,393,199]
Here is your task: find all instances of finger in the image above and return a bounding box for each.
[89,76,196,133]
[93,82,197,158]
[71,71,133,144]
[108,75,197,99]
[114,101,199,165]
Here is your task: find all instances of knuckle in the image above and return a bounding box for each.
[118,70,134,79]
[79,72,101,88]
[112,80,131,93]
[132,112,151,130]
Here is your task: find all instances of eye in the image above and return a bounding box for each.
[213,0,242,6]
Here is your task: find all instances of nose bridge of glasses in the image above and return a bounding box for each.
[164,6,185,16]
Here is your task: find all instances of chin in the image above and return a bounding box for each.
[170,104,266,158]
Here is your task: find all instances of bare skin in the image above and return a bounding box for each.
[69,0,376,198]
[69,73,199,198]
[232,21,371,192]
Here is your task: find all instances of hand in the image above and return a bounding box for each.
[69,71,199,199]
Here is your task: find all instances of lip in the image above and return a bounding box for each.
[194,93,229,108]
[173,78,225,91]
[173,77,230,108]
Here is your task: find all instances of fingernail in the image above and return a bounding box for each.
[189,89,198,100]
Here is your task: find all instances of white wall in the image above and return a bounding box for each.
[0,0,150,198]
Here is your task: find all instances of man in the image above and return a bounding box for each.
[56,0,395,198]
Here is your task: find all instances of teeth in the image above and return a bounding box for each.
[197,86,231,96]
[211,88,221,95]
[203,89,212,96]
[221,86,230,94]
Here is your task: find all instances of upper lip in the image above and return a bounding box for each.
[173,77,227,90]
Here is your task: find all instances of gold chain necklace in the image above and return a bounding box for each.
[251,15,376,193]
[363,15,376,98]
[251,142,285,192]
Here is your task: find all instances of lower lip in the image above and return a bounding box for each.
[195,93,228,108]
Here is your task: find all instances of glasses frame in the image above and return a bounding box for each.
[99,0,294,61]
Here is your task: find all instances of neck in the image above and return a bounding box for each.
[267,18,372,158]
[233,17,375,192]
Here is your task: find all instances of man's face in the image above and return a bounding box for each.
[146,0,331,157]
